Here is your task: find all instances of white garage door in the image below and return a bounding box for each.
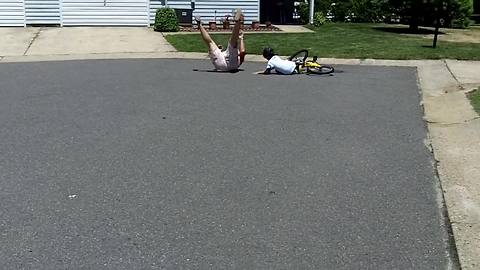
[0,0,25,26]
[25,0,61,25]
[193,0,259,24]
[62,0,149,26]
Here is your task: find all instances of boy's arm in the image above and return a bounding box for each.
[263,60,274,74]
[255,56,274,74]
[255,67,272,75]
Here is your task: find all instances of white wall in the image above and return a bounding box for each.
[0,0,25,26]
[150,0,259,24]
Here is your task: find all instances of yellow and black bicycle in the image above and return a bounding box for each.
[288,49,334,75]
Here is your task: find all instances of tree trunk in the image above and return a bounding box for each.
[409,15,419,32]
[409,23,419,32]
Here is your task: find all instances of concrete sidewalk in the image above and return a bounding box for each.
[419,60,480,270]
[0,27,176,57]
[0,25,310,58]
[1,26,479,269]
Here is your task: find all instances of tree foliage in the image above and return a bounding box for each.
[388,0,473,29]
[298,1,310,24]
[310,0,473,28]
[350,0,389,22]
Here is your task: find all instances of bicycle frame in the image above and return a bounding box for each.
[292,52,334,75]
[296,60,322,74]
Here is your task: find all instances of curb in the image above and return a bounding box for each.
[0,52,444,67]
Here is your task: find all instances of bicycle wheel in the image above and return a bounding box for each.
[288,49,308,63]
[308,64,334,75]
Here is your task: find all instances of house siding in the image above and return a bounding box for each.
[0,0,260,26]
[0,0,25,26]
[166,0,191,9]
[62,0,149,26]
[192,0,258,23]
[149,0,165,23]
[25,0,60,25]
[150,0,259,24]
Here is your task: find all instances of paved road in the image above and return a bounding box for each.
[0,59,453,269]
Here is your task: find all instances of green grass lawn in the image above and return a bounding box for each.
[468,88,480,113]
[165,23,480,60]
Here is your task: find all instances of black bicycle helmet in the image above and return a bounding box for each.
[262,47,275,60]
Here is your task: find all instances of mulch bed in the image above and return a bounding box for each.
[179,24,281,32]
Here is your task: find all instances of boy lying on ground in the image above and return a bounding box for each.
[258,47,298,75]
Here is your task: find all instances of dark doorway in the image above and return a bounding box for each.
[473,0,480,23]
[260,0,297,24]
[475,0,480,13]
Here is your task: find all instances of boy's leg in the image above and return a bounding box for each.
[196,16,216,46]
[238,30,245,53]
[196,15,228,70]
[294,61,301,74]
[229,9,243,48]
[238,30,246,64]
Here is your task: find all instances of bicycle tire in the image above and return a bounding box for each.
[308,64,334,75]
[288,49,308,63]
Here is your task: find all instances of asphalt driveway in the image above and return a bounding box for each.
[0,59,453,269]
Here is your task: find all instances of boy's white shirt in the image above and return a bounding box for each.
[266,55,296,74]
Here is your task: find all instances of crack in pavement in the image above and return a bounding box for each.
[23,28,43,56]
[427,116,480,126]
[443,59,464,90]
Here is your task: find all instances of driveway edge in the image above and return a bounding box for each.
[418,61,480,270]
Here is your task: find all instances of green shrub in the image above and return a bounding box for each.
[315,0,334,14]
[154,8,179,32]
[451,0,474,28]
[298,1,310,24]
[330,0,353,22]
[313,11,327,26]
[350,0,388,22]
[313,0,353,22]
[451,17,473,28]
